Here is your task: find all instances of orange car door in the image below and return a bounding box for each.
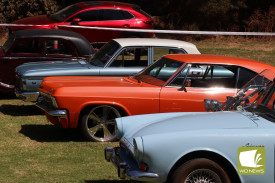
[159,64,257,112]
[159,86,237,112]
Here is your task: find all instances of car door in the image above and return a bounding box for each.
[99,47,150,76]
[159,64,257,112]
[63,9,134,42]
[99,46,187,77]
[0,38,44,87]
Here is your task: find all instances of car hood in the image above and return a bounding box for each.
[40,76,141,92]
[117,112,258,139]
[12,15,55,25]
[16,60,99,77]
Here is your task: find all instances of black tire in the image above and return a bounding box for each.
[171,158,231,183]
[79,105,121,142]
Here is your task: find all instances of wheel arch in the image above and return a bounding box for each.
[77,102,131,127]
[166,150,241,183]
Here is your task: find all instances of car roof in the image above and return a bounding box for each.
[13,29,94,56]
[77,1,136,9]
[112,38,200,53]
[164,54,275,73]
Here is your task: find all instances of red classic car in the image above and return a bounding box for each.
[36,54,275,141]
[0,29,94,92]
[10,1,154,43]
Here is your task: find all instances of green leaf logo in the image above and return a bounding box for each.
[238,146,265,175]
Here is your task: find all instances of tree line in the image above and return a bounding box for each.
[0,0,274,34]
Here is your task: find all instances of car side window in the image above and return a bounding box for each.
[237,67,257,88]
[68,10,101,22]
[102,10,134,20]
[11,39,41,54]
[153,47,186,61]
[68,9,133,22]
[45,39,73,56]
[169,64,239,88]
[110,47,148,67]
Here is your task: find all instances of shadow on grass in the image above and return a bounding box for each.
[0,104,43,116]
[85,181,142,183]
[19,124,86,142]
[0,92,16,99]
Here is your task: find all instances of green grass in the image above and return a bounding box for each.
[0,41,274,182]
[196,41,275,66]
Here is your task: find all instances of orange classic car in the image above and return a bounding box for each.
[36,54,275,141]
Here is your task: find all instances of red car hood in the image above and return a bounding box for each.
[12,15,56,25]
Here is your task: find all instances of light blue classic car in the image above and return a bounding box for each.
[105,70,275,183]
[14,38,200,102]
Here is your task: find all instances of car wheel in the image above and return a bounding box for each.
[80,105,121,142]
[171,158,231,183]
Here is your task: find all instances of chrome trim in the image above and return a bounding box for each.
[0,81,15,89]
[105,146,159,181]
[124,169,159,181]
[15,89,39,102]
[36,102,68,118]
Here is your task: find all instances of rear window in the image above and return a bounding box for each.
[132,6,151,18]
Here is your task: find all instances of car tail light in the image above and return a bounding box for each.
[143,21,153,26]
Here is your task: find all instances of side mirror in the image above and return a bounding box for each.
[71,18,82,25]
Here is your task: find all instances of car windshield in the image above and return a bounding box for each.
[88,40,121,66]
[236,69,273,98]
[48,4,81,22]
[133,57,184,86]
[1,34,15,53]
[204,69,275,112]
[247,78,275,122]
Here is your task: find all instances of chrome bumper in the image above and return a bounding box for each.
[15,89,39,102]
[36,102,68,118]
[105,146,159,181]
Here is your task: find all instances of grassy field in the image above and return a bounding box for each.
[0,41,274,183]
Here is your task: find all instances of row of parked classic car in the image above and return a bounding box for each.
[1,2,275,181]
[1,28,274,183]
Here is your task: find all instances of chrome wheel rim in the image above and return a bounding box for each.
[86,105,120,142]
[184,169,222,183]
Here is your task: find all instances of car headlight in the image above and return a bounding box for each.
[133,137,143,161]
